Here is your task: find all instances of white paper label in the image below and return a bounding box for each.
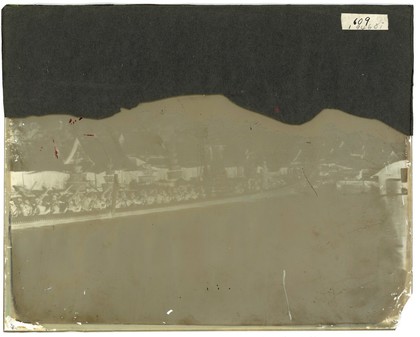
[341,13,388,30]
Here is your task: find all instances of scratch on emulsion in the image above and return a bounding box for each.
[301,168,318,197]
[282,269,292,321]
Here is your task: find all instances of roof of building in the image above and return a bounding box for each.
[64,135,135,172]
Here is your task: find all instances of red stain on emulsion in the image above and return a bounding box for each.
[274,105,281,114]
[52,139,59,159]
[69,117,83,124]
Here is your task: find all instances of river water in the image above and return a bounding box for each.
[10,190,409,327]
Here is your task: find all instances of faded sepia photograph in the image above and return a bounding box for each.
[2,4,413,332]
[4,95,411,329]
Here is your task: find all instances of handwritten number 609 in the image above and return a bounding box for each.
[353,17,371,26]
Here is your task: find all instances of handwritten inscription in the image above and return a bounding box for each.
[341,13,388,31]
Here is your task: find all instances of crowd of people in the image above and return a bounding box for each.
[10,174,286,220]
